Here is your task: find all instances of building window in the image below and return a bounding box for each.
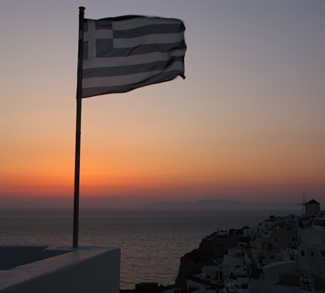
[242,284,248,289]
[311,252,314,257]
[301,250,305,257]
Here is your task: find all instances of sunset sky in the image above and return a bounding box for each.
[1,0,324,208]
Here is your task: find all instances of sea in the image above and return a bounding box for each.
[0,208,300,289]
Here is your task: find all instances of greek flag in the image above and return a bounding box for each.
[82,15,186,98]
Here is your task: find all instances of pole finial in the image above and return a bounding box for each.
[79,7,85,17]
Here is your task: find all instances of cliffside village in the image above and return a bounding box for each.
[162,199,325,293]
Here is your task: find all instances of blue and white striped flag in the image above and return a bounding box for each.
[82,15,186,98]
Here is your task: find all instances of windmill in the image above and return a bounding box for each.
[298,191,308,216]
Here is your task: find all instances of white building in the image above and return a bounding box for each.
[305,200,321,217]
[297,229,325,279]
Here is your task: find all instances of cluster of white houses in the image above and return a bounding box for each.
[171,200,325,293]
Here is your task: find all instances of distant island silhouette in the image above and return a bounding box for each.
[133,199,300,210]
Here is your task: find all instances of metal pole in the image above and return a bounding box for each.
[73,6,85,248]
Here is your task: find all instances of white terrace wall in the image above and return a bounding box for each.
[0,245,120,293]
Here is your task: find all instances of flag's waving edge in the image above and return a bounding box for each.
[81,15,186,98]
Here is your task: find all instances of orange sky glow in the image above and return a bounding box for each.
[1,0,324,208]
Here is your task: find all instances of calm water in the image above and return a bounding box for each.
[0,208,299,289]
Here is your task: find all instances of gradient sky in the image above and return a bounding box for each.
[1,0,324,208]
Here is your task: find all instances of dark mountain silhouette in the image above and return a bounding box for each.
[133,199,298,210]
[4,202,53,209]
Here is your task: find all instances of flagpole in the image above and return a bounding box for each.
[73,6,85,248]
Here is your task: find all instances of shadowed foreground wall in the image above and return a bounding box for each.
[0,245,120,293]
